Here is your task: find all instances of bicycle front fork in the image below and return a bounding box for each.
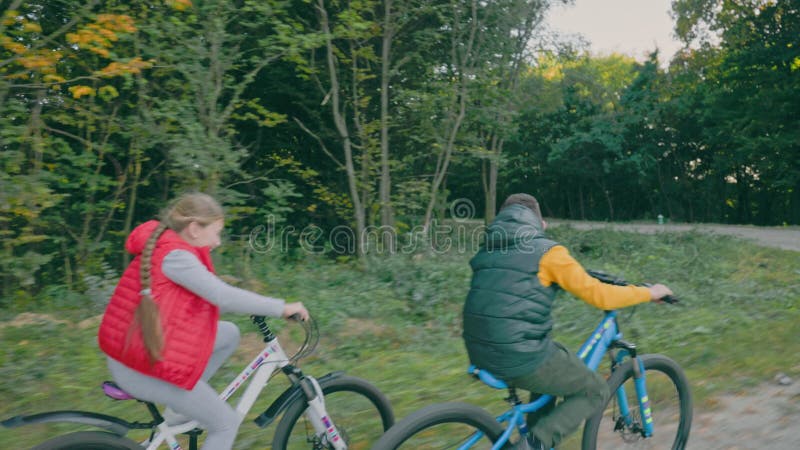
[612,343,653,438]
[299,376,347,450]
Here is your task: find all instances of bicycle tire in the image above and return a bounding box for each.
[369,402,505,450]
[31,431,143,450]
[272,374,395,449]
[582,353,692,450]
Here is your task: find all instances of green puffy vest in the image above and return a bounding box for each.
[462,204,558,379]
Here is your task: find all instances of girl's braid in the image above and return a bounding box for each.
[135,222,168,364]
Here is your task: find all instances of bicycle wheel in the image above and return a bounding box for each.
[31,431,142,450]
[272,374,395,449]
[370,402,505,450]
[582,354,692,450]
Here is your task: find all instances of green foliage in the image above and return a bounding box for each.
[1,229,798,448]
[1,0,798,306]
[500,2,800,225]
[258,179,303,226]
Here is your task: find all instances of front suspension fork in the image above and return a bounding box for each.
[610,341,653,437]
[298,375,347,449]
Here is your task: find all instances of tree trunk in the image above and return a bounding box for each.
[318,0,366,256]
[485,137,501,223]
[423,0,478,233]
[477,10,539,224]
[379,0,395,250]
[482,160,490,221]
[122,148,142,268]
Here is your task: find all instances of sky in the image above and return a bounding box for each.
[545,0,683,64]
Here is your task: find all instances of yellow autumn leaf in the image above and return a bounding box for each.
[95,57,154,77]
[96,14,137,33]
[97,28,118,41]
[168,0,194,11]
[2,38,27,55]
[43,74,66,83]
[22,21,42,33]
[69,85,96,99]
[98,85,119,100]
[6,71,29,80]
[66,14,136,55]
[67,30,97,46]
[18,53,60,70]
[2,10,18,26]
[89,46,111,58]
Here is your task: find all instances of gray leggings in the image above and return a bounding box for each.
[107,321,242,450]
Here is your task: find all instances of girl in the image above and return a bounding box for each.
[98,192,308,450]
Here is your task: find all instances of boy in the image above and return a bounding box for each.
[462,193,673,449]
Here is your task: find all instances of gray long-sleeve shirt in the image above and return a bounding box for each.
[162,250,285,317]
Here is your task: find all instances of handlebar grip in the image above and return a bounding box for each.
[660,295,680,304]
[590,271,681,305]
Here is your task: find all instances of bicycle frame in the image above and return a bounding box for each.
[2,318,349,450]
[469,310,652,450]
[144,334,346,450]
[143,338,289,449]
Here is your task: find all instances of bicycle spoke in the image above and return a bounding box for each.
[281,388,388,449]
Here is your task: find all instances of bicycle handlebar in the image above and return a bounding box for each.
[586,269,680,304]
[251,314,320,362]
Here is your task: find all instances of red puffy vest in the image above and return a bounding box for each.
[98,220,220,390]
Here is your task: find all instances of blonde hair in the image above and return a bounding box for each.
[135,192,224,363]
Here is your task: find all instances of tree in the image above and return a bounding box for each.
[0,1,154,296]
[474,0,554,223]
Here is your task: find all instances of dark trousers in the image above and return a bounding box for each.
[508,341,609,448]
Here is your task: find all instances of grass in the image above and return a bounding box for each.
[1,225,798,448]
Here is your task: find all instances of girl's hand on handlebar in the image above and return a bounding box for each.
[282,302,309,321]
[648,284,674,303]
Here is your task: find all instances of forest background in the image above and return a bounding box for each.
[2,0,799,303]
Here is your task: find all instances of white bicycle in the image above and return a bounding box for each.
[2,315,395,449]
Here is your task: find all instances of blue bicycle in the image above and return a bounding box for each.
[370,271,692,450]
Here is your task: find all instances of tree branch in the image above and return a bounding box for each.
[0,0,101,70]
[293,116,345,169]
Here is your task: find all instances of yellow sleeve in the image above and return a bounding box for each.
[538,245,651,310]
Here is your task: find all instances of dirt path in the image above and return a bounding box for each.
[551,220,800,449]
[687,380,800,449]
[548,220,800,252]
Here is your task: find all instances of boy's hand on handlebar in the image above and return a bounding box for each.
[282,302,309,321]
[648,284,674,303]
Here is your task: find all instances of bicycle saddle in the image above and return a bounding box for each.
[102,381,136,401]
[467,365,508,390]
